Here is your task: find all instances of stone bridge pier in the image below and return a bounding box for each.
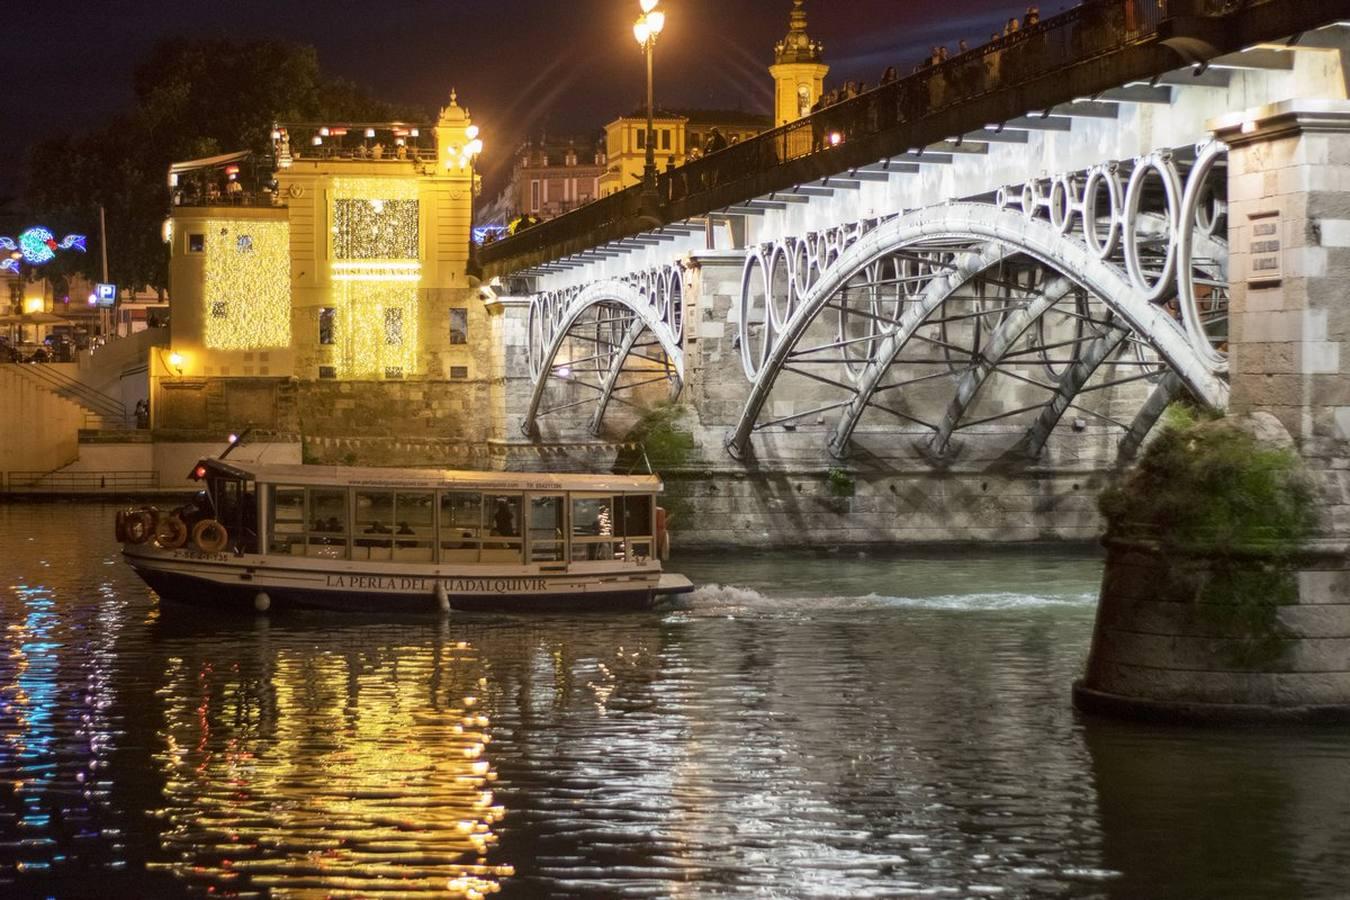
[1077,101,1350,722]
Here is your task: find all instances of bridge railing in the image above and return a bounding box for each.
[482,0,1172,269]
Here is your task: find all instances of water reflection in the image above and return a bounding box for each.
[2,505,1350,897]
[147,618,510,896]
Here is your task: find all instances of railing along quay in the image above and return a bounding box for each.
[481,0,1343,276]
[2,471,161,494]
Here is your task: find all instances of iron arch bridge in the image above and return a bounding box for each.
[726,141,1232,462]
[520,141,1232,462]
[522,266,686,438]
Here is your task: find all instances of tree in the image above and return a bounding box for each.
[22,39,422,293]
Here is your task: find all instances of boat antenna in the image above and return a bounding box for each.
[219,427,254,461]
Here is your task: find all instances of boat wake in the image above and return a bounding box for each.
[666,582,1097,617]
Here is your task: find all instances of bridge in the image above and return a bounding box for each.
[476,0,1350,719]
[481,0,1346,471]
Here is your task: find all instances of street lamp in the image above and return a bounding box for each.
[633,0,666,219]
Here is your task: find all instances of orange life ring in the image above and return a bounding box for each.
[114,509,128,543]
[192,519,229,553]
[156,515,189,550]
[124,509,156,545]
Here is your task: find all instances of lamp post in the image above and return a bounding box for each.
[633,0,666,220]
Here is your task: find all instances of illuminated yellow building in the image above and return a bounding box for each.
[163,92,485,386]
[770,0,829,126]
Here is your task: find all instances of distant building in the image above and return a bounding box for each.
[598,108,773,198]
[770,0,829,126]
[479,136,606,227]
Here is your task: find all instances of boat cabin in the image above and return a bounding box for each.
[192,460,663,565]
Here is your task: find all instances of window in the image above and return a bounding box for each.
[269,486,306,554]
[530,180,541,213]
[660,129,671,151]
[449,307,468,345]
[318,307,336,345]
[482,494,523,562]
[393,492,434,561]
[450,365,468,379]
[689,132,701,150]
[528,495,565,562]
[354,491,395,559]
[318,365,337,379]
[439,491,483,562]
[188,233,205,253]
[571,496,618,561]
[384,308,403,345]
[384,366,404,379]
[636,130,646,150]
[236,234,254,254]
[210,301,228,319]
[307,489,348,559]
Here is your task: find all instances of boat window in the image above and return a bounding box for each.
[528,495,565,562]
[269,486,306,555]
[571,495,618,561]
[355,491,395,561]
[482,494,523,563]
[439,491,483,562]
[394,492,434,562]
[307,489,349,559]
[619,494,654,561]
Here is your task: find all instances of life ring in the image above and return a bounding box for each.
[123,509,157,545]
[192,519,229,553]
[114,509,128,543]
[155,515,189,549]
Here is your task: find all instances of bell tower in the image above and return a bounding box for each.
[769,0,829,126]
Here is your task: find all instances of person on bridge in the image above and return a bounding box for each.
[705,128,728,155]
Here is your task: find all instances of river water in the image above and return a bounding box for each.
[2,502,1348,898]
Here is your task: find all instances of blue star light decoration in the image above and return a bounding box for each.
[0,226,87,274]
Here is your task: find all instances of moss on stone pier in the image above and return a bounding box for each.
[1099,403,1319,667]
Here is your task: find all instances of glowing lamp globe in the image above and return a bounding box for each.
[633,18,651,45]
[640,0,659,12]
[647,10,665,33]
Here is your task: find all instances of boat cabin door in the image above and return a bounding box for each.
[527,494,566,566]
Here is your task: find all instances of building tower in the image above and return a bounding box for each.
[769,0,829,127]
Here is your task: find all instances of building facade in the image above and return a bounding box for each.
[479,136,606,226]
[769,0,829,126]
[598,109,773,197]
[157,93,501,441]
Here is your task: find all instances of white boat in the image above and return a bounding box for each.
[118,458,693,613]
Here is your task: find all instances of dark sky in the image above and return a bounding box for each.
[3,0,1029,197]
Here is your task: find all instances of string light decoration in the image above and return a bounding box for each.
[331,178,420,261]
[203,219,291,350]
[327,178,423,378]
[333,280,419,378]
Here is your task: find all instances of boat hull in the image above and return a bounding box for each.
[123,545,689,614]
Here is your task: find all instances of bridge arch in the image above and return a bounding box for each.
[726,202,1230,460]
[522,275,684,439]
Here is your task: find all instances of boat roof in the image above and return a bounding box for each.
[201,459,664,493]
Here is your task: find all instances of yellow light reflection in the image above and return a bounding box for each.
[150,638,509,895]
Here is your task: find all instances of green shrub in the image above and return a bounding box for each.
[826,466,856,498]
[1100,403,1318,666]
[614,402,695,473]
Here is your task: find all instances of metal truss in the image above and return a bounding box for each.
[521,267,685,438]
[726,141,1232,461]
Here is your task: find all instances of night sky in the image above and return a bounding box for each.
[4,0,1030,197]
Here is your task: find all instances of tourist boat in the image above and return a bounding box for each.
[117,458,694,613]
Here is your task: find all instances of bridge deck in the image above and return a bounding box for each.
[481,0,1349,278]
